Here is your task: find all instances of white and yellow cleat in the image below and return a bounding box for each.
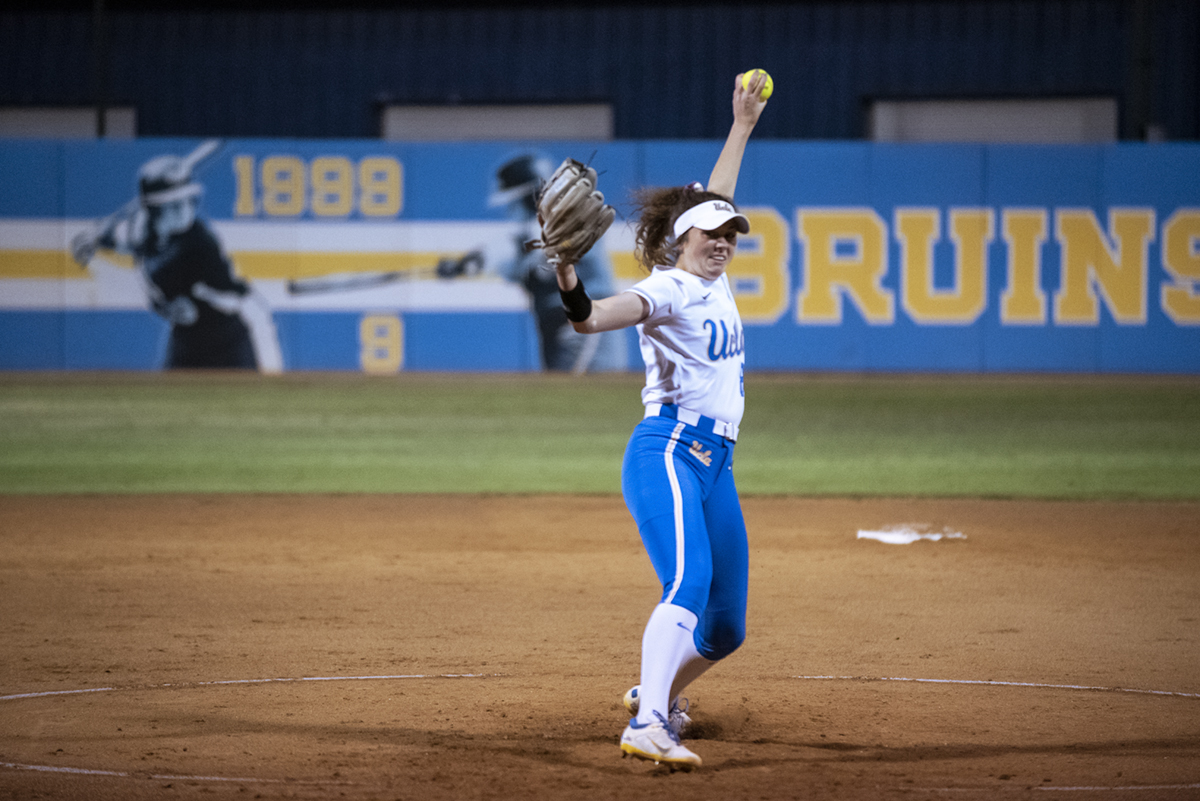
[619,712,702,770]
[623,686,693,738]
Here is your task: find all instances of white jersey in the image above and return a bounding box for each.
[628,266,745,426]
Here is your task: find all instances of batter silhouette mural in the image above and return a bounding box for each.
[70,140,283,372]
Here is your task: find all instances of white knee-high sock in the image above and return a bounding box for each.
[669,638,716,703]
[636,603,700,726]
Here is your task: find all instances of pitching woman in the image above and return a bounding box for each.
[553,71,769,769]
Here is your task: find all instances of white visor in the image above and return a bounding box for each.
[143,181,203,206]
[672,199,750,240]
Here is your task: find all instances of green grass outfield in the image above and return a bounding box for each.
[1,372,1197,499]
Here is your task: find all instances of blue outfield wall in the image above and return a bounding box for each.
[1,138,1197,374]
[0,310,543,372]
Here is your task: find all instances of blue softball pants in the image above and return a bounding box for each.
[621,409,749,661]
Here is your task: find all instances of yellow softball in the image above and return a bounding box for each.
[741,69,774,101]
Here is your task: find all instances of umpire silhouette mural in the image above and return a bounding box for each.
[474,153,626,373]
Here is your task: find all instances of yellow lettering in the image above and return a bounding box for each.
[310,156,354,217]
[895,208,990,324]
[360,313,403,373]
[726,207,790,324]
[796,208,893,324]
[1000,209,1049,324]
[233,155,257,216]
[359,157,403,217]
[1161,209,1200,325]
[1054,208,1153,325]
[260,156,306,217]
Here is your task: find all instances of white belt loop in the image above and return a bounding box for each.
[710,418,738,441]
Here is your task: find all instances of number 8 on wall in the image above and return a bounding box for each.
[360,314,404,374]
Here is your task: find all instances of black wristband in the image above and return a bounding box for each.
[560,277,593,323]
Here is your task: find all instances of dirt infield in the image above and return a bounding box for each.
[1,495,1197,800]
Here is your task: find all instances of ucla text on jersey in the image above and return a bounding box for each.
[703,318,744,361]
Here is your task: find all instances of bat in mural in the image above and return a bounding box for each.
[285,250,484,295]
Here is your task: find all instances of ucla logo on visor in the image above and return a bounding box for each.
[672,199,751,239]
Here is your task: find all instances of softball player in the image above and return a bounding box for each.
[553,71,769,769]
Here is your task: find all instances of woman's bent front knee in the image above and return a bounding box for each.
[699,620,745,661]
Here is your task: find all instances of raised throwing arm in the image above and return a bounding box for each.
[706,72,769,200]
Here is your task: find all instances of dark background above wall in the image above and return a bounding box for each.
[1,0,1195,140]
